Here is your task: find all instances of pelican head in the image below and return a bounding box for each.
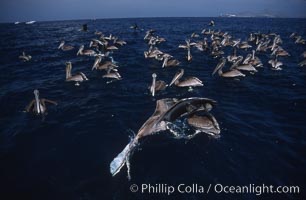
[77,45,84,55]
[58,41,65,49]
[33,89,39,97]
[205,103,213,112]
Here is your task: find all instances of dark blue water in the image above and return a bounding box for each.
[0,17,305,200]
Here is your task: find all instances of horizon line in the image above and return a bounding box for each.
[2,15,306,24]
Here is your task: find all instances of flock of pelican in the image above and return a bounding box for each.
[19,20,305,180]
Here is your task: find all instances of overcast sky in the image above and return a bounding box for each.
[0,0,305,22]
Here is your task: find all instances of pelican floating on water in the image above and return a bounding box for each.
[169,69,203,87]
[212,57,245,78]
[77,45,97,56]
[25,89,57,115]
[58,41,74,51]
[149,73,167,97]
[162,54,180,68]
[65,62,89,86]
[102,68,122,81]
[110,97,219,179]
[187,113,220,138]
[19,52,32,62]
[268,57,283,70]
[230,56,258,73]
[209,20,215,26]
[92,55,118,71]
[179,39,195,61]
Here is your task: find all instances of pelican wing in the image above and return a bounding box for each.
[177,77,203,87]
[222,69,245,77]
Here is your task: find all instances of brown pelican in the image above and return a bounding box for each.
[243,50,263,68]
[102,70,122,80]
[201,29,213,35]
[77,45,97,56]
[58,41,74,51]
[230,56,258,73]
[187,114,220,138]
[268,58,283,70]
[272,47,290,57]
[89,39,104,48]
[92,55,118,71]
[179,39,195,61]
[113,37,127,46]
[65,62,89,86]
[295,36,306,44]
[162,54,180,68]
[25,89,57,115]
[148,36,166,46]
[110,97,218,179]
[212,57,245,78]
[144,46,163,59]
[130,23,139,31]
[144,29,156,40]
[19,52,32,62]
[169,69,203,87]
[149,73,167,97]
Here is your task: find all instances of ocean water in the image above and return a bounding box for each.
[0,17,305,200]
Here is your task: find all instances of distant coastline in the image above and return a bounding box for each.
[2,16,306,24]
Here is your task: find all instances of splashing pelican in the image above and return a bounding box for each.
[109,97,218,179]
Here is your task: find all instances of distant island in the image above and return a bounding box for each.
[219,12,277,18]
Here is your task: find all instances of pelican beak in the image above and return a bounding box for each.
[212,58,226,75]
[169,69,184,86]
[162,57,167,68]
[33,89,41,114]
[92,56,101,70]
[151,73,157,96]
[58,41,64,49]
[77,46,83,55]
